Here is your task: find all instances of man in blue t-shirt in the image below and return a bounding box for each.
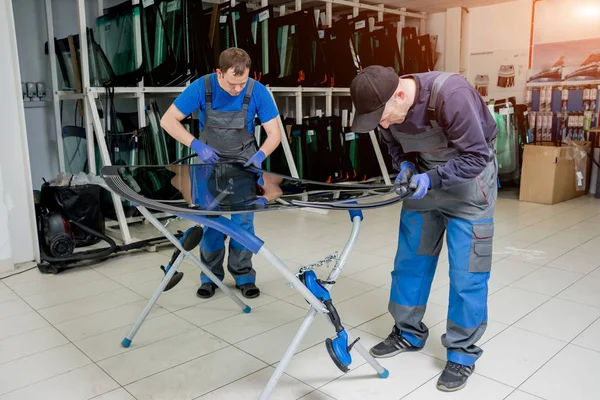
[160,48,282,299]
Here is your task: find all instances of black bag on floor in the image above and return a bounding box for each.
[40,182,105,247]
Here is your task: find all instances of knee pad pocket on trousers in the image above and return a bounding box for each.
[469,223,494,273]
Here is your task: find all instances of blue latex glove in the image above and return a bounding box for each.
[394,161,416,196]
[250,197,268,208]
[408,173,431,199]
[244,150,266,169]
[190,139,220,163]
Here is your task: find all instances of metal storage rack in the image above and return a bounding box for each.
[43,0,427,243]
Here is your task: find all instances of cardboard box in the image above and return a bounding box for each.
[519,141,591,205]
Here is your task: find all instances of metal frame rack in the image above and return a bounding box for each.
[43,0,427,243]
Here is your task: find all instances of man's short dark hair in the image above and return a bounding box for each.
[219,48,252,76]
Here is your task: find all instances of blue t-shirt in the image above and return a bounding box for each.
[173,73,279,134]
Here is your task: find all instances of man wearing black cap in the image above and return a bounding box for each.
[350,66,498,392]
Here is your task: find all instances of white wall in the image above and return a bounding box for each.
[0,0,38,267]
[12,0,122,190]
[467,0,532,103]
[426,12,446,71]
[424,0,532,103]
[13,0,59,190]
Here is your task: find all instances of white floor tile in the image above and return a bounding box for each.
[236,316,334,365]
[0,326,68,365]
[320,351,442,400]
[6,268,106,297]
[0,286,16,304]
[22,278,122,310]
[510,267,584,296]
[515,298,600,342]
[196,367,313,400]
[476,327,565,387]
[334,289,389,327]
[0,299,33,320]
[546,248,600,274]
[575,235,600,254]
[428,285,449,309]
[557,275,600,308]
[74,313,197,362]
[344,250,394,275]
[260,278,305,300]
[504,391,545,400]
[94,253,171,280]
[298,390,336,400]
[0,364,118,400]
[2,198,600,399]
[0,312,49,341]
[489,259,540,287]
[572,317,600,352]
[348,264,392,287]
[521,344,600,400]
[99,329,227,385]
[510,225,558,243]
[401,373,514,400]
[125,346,265,400]
[487,287,550,325]
[38,288,144,325]
[506,244,569,266]
[175,292,276,327]
[55,299,169,342]
[1,267,53,286]
[0,344,91,396]
[203,301,307,343]
[430,262,450,291]
[368,242,398,261]
[492,237,534,260]
[536,230,599,251]
[91,389,136,400]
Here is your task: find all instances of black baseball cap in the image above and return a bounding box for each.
[350,66,399,132]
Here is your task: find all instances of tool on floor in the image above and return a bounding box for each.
[160,225,204,291]
[298,269,358,373]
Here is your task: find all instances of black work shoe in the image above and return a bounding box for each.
[196,283,217,299]
[369,325,422,358]
[436,361,475,392]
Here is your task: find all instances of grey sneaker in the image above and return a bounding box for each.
[369,326,421,358]
[436,361,475,392]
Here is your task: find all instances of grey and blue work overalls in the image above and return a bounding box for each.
[387,73,498,366]
[198,75,259,287]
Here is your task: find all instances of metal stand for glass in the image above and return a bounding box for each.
[100,169,405,398]
[122,206,388,399]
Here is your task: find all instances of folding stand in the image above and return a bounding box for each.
[117,205,388,398]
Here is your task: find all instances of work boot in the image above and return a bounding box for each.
[436,361,475,392]
[369,325,422,358]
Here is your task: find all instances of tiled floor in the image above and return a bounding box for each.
[1,189,600,399]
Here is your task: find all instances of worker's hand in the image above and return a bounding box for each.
[190,139,220,163]
[408,173,431,199]
[394,161,416,196]
[244,150,266,169]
